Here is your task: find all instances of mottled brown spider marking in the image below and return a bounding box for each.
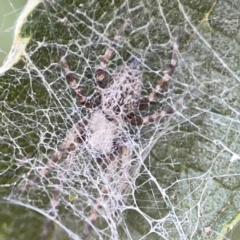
[101,58,143,117]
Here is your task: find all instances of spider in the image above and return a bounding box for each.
[21,19,181,239]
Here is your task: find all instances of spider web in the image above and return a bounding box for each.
[1,0,240,240]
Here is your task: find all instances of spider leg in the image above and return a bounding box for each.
[138,40,179,110]
[16,150,64,194]
[128,109,173,126]
[40,120,87,180]
[129,91,191,126]
[96,19,131,85]
[24,121,87,239]
[41,151,76,240]
[15,122,86,239]
[82,145,131,239]
[18,120,86,195]
[61,56,101,108]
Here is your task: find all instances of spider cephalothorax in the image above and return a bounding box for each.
[21,18,180,239]
[100,57,142,118]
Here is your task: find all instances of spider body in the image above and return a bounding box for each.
[59,57,143,160]
[25,19,181,240]
[90,57,142,157]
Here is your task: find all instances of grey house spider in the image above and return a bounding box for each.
[21,19,180,239]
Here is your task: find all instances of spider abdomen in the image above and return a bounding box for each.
[86,111,119,155]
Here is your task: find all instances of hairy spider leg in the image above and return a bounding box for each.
[60,19,132,106]
[149,41,179,102]
[16,120,87,195]
[138,40,179,110]
[82,145,131,240]
[39,19,131,239]
[41,151,77,240]
[61,56,101,108]
[26,121,88,239]
[129,90,191,126]
[123,39,179,125]
[15,123,85,239]
[95,19,132,85]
